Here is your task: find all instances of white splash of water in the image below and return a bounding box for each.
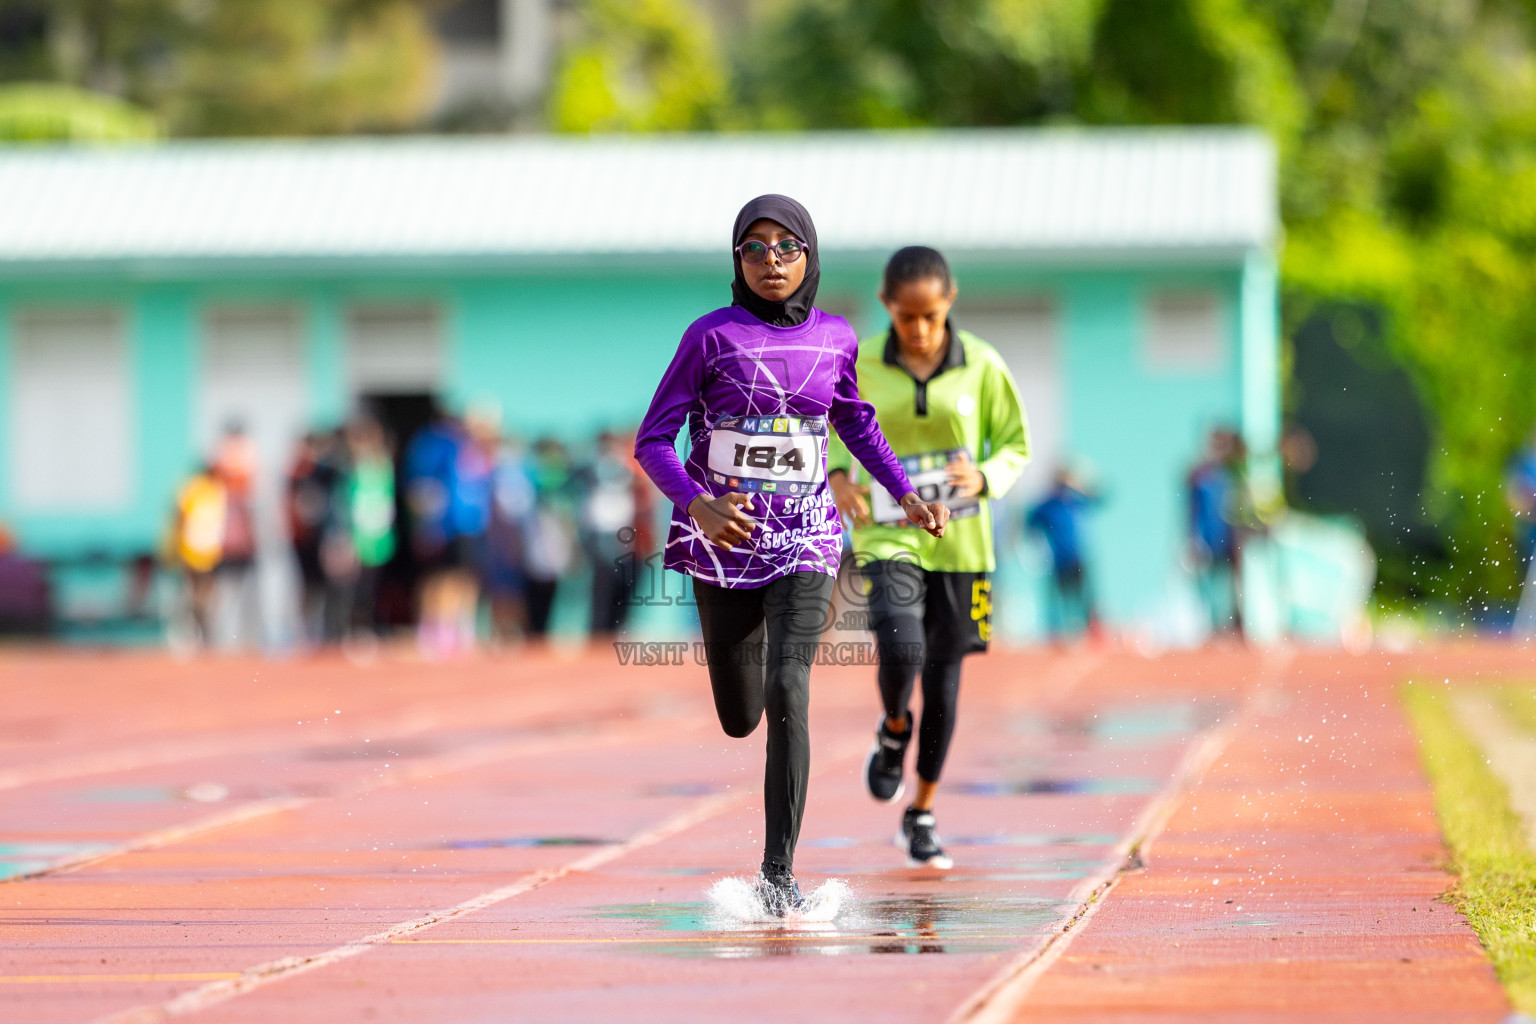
[706,876,853,926]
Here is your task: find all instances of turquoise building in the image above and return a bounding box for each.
[0,129,1280,642]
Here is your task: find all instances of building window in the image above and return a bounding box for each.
[198,304,307,508]
[953,296,1060,502]
[9,307,132,512]
[346,303,444,395]
[1145,290,1224,372]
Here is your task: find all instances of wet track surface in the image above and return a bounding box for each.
[0,645,1525,1022]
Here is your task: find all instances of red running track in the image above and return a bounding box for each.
[0,643,1521,1022]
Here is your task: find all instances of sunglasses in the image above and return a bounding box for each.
[735,238,809,265]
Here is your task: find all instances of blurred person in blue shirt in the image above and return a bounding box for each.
[404,402,483,658]
[1507,426,1536,590]
[483,435,537,645]
[1186,427,1253,640]
[1026,467,1101,642]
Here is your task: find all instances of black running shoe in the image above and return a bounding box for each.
[864,717,911,803]
[756,864,807,917]
[902,807,953,869]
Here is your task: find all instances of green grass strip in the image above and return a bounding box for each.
[1497,685,1536,740]
[1403,681,1536,1012]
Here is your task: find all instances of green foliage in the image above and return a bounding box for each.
[1404,681,1536,1010]
[1280,19,1536,603]
[0,0,438,135]
[169,0,437,136]
[738,0,1103,129]
[726,0,1536,606]
[3,0,1533,605]
[1082,0,1301,143]
[550,0,727,132]
[0,82,160,141]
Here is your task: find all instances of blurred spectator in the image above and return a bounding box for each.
[1280,424,1319,480]
[285,430,346,645]
[341,416,396,639]
[173,463,228,646]
[1186,427,1258,639]
[629,436,658,612]
[1506,426,1536,586]
[405,403,467,657]
[1026,467,1101,643]
[449,406,498,649]
[524,437,577,639]
[213,421,260,646]
[484,436,537,644]
[0,521,51,636]
[576,430,652,639]
[405,402,496,658]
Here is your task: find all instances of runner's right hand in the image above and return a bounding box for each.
[828,470,872,528]
[687,492,757,551]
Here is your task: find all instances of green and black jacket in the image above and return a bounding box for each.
[828,325,1030,573]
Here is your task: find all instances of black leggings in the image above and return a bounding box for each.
[874,621,962,783]
[863,560,980,785]
[694,571,834,873]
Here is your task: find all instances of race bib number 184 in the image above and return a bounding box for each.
[706,415,827,495]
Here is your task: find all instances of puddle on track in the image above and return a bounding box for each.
[441,836,619,850]
[805,833,1120,849]
[74,785,190,803]
[0,841,114,879]
[1009,700,1232,745]
[641,782,722,797]
[590,891,1064,958]
[951,777,1161,796]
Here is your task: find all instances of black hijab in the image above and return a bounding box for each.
[730,194,821,328]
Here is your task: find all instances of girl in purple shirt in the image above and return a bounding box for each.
[635,194,949,914]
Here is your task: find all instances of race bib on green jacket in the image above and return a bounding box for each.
[870,448,982,526]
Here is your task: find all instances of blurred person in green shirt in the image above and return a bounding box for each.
[343,416,396,641]
[829,246,1030,869]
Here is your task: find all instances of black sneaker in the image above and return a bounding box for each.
[756,864,807,917]
[902,807,953,869]
[864,717,911,803]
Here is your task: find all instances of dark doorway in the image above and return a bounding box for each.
[1287,301,1440,596]
[360,392,441,628]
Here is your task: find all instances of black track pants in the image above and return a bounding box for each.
[862,559,989,784]
[694,570,834,873]
[872,615,963,783]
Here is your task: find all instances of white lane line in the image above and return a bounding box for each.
[89,735,873,1022]
[947,651,1293,1024]
[92,789,746,1024]
[0,734,313,794]
[6,718,692,884]
[6,796,316,884]
[0,659,613,794]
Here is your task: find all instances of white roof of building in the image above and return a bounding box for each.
[0,129,1276,268]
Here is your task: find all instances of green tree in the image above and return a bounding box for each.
[0,82,160,141]
[740,0,1103,129]
[736,0,1536,609]
[1081,0,1301,143]
[0,0,439,136]
[1277,2,1536,605]
[550,0,727,132]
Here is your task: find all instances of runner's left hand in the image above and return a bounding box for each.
[899,493,949,538]
[945,452,986,498]
[829,470,872,528]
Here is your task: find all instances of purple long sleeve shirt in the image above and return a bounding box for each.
[635,306,913,587]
